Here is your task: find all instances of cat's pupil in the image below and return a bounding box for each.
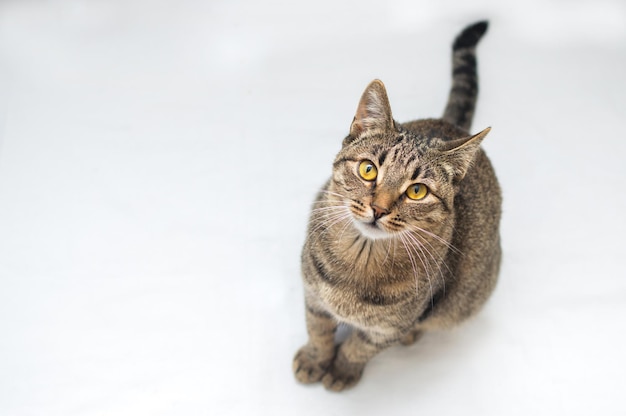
[366,166,373,173]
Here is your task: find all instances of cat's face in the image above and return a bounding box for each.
[329,80,489,241]
[332,131,453,240]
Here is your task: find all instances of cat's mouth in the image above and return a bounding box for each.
[353,219,391,240]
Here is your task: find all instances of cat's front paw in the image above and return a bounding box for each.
[321,350,365,392]
[400,328,424,346]
[293,344,335,384]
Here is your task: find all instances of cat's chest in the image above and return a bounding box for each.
[310,251,425,328]
[316,276,421,330]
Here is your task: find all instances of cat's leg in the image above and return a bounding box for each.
[322,329,399,391]
[293,301,338,384]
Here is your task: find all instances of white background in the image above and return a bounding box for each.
[1,0,625,415]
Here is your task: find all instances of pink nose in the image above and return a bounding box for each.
[371,204,390,220]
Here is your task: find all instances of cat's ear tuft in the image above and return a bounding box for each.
[439,127,491,181]
[349,79,395,139]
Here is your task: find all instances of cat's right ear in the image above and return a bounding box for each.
[344,80,394,146]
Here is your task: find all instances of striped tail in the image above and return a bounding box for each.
[442,21,488,132]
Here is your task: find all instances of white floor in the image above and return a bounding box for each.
[1,1,625,415]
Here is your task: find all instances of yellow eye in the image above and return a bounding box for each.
[358,160,378,181]
[406,183,428,200]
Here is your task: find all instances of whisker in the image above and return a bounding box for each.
[337,214,355,241]
[311,198,345,205]
[381,237,393,265]
[308,209,349,234]
[319,189,349,199]
[390,237,397,269]
[404,222,462,255]
[307,209,353,245]
[409,229,452,297]
[403,231,436,307]
[307,218,352,247]
[309,211,351,236]
[310,205,349,214]
[398,233,420,297]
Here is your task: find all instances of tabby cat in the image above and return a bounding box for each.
[293,21,501,391]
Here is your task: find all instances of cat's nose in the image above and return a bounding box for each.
[371,204,390,220]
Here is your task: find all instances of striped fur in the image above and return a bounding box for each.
[443,21,488,131]
[293,21,501,392]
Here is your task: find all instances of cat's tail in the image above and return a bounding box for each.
[442,21,488,132]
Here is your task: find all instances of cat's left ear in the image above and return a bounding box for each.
[439,127,491,181]
[345,80,395,144]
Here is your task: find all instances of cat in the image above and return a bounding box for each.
[292,21,502,392]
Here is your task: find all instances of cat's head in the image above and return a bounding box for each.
[331,80,490,240]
